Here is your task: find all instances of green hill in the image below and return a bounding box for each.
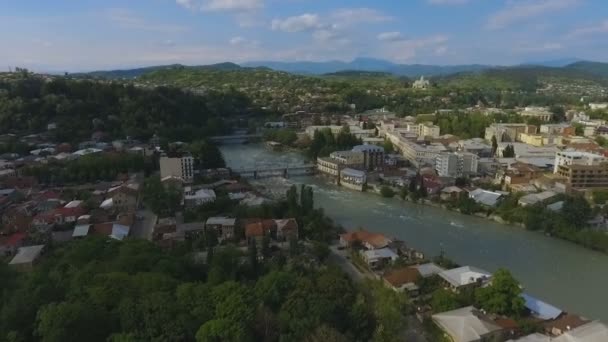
[438,66,608,91]
[565,61,608,78]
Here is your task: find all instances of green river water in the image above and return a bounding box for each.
[221,143,608,321]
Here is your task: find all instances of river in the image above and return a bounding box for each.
[221,143,608,321]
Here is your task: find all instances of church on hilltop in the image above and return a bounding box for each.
[412,76,430,90]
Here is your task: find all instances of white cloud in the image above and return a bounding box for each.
[175,0,263,12]
[428,0,471,5]
[377,31,405,42]
[271,13,321,32]
[382,35,449,62]
[229,36,260,48]
[487,0,580,30]
[516,42,563,52]
[434,46,448,55]
[567,20,608,38]
[330,8,393,26]
[106,8,187,33]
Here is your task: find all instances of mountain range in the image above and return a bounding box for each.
[72,58,608,80]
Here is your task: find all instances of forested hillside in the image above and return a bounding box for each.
[0,236,406,342]
[0,73,256,143]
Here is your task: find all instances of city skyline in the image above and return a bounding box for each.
[1,0,607,72]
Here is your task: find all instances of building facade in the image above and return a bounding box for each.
[160,153,194,183]
[553,151,608,173]
[316,157,341,177]
[339,168,366,191]
[556,163,608,190]
[352,145,385,170]
[435,152,479,177]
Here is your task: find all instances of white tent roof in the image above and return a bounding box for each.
[439,266,492,288]
[554,321,608,342]
[432,306,501,342]
[507,333,551,342]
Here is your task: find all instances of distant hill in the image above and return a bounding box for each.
[565,61,608,78]
[437,65,608,91]
[73,62,243,79]
[323,70,394,78]
[521,58,583,68]
[243,58,492,77]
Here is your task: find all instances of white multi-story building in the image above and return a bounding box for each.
[419,123,441,138]
[386,132,443,167]
[329,150,364,167]
[553,151,608,173]
[520,106,553,122]
[160,153,194,183]
[589,103,608,110]
[435,152,479,177]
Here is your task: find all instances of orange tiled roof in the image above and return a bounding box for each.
[383,267,421,287]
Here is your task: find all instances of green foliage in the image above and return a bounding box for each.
[0,236,397,342]
[22,153,153,185]
[308,127,362,159]
[190,140,226,170]
[593,190,608,204]
[380,186,396,198]
[430,289,462,313]
[0,76,241,143]
[142,176,182,217]
[263,129,298,146]
[367,280,408,342]
[475,269,525,317]
[502,144,515,158]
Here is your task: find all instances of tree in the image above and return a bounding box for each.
[475,269,525,317]
[380,186,395,198]
[502,144,515,158]
[304,325,349,342]
[36,301,112,342]
[491,135,498,156]
[311,241,330,262]
[561,196,592,228]
[430,289,461,313]
[191,140,226,170]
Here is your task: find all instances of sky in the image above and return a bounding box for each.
[0,0,607,72]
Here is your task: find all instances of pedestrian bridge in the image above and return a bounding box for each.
[233,164,316,179]
[209,134,262,144]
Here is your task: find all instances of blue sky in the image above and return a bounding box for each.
[0,0,607,71]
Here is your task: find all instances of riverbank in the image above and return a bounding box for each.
[220,143,608,321]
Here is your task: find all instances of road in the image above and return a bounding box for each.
[130,209,157,241]
[329,245,428,342]
[328,245,370,283]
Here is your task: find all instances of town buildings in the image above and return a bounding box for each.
[520,106,554,122]
[160,153,194,183]
[553,151,608,173]
[352,144,385,170]
[485,123,537,143]
[435,152,479,177]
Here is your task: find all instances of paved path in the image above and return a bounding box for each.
[328,245,370,283]
[131,209,157,241]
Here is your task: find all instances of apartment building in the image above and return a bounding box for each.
[418,122,440,138]
[485,123,537,143]
[540,123,575,135]
[435,152,479,177]
[386,132,444,167]
[519,106,553,122]
[352,144,385,170]
[329,150,364,168]
[316,157,341,177]
[160,153,194,183]
[556,163,608,190]
[553,151,608,173]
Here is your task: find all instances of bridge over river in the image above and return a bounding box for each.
[233,163,315,179]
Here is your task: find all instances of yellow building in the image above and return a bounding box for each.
[518,133,562,147]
